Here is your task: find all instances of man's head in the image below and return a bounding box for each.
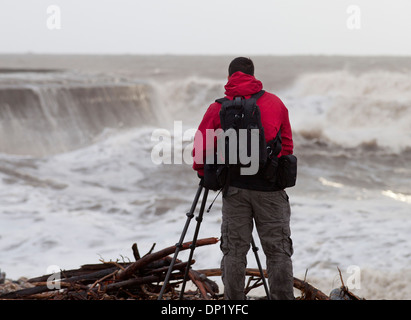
[228,57,254,77]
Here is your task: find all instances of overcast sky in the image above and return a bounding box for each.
[1,0,410,55]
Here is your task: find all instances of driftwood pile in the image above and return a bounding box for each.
[0,237,362,300]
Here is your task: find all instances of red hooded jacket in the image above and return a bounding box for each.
[193,71,293,177]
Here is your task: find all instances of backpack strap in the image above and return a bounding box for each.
[267,129,282,159]
[215,97,230,104]
[251,90,265,101]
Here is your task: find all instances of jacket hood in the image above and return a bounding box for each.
[224,71,263,98]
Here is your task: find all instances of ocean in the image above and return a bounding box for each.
[0,54,410,299]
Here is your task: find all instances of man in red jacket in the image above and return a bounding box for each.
[193,57,294,300]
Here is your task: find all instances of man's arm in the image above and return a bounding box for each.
[192,103,221,177]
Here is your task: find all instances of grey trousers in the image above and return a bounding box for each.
[220,187,294,300]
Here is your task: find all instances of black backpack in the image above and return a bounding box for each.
[203,90,267,192]
[203,90,297,193]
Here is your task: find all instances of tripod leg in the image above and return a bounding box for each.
[251,236,271,300]
[179,187,209,299]
[157,184,203,300]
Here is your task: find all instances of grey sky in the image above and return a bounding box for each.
[1,0,410,55]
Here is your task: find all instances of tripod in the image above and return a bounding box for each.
[157,182,270,300]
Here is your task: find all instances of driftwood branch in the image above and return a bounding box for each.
[0,237,220,300]
[0,236,358,300]
[115,237,218,281]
